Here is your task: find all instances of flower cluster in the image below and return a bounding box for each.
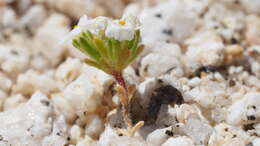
[65,14,144,75]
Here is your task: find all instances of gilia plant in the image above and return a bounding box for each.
[64,14,144,136]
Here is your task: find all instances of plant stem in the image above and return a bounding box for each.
[112,71,128,95]
[112,71,132,128]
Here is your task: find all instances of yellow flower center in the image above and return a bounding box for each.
[118,20,126,25]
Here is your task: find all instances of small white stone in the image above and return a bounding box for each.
[0,72,12,92]
[98,126,147,146]
[146,128,169,146]
[254,123,260,136]
[240,0,260,14]
[0,6,17,28]
[0,90,7,111]
[176,104,208,123]
[123,66,140,85]
[245,15,260,46]
[70,124,83,144]
[140,53,182,78]
[42,116,69,146]
[185,80,228,108]
[252,138,260,146]
[140,0,199,46]
[51,93,77,123]
[185,31,225,70]
[0,92,55,145]
[55,58,82,84]
[202,2,245,42]
[85,114,104,139]
[64,73,102,117]
[33,13,70,67]
[183,118,213,145]
[162,136,194,146]
[208,123,251,146]
[13,70,59,96]
[3,94,27,111]
[76,135,95,146]
[0,45,29,77]
[19,5,47,33]
[227,92,260,125]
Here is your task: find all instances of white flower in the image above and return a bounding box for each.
[105,21,135,41]
[122,13,141,29]
[105,14,140,41]
[60,15,109,44]
[60,14,140,44]
[86,16,110,34]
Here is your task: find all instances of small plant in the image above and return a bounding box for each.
[64,14,144,136]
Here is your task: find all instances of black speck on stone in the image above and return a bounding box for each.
[165,67,176,74]
[165,130,174,136]
[10,50,18,55]
[144,65,149,72]
[0,135,3,141]
[67,137,71,141]
[231,37,238,44]
[155,13,162,18]
[224,128,229,132]
[40,100,50,106]
[157,79,163,84]
[232,134,237,138]
[118,133,123,136]
[247,115,256,121]
[56,132,61,136]
[195,65,217,76]
[162,29,173,36]
[252,105,256,110]
[246,142,253,146]
[243,123,255,131]
[229,79,236,87]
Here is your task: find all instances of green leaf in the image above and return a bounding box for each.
[79,37,100,61]
[129,30,140,52]
[123,45,144,69]
[72,39,80,49]
[118,40,130,69]
[111,39,120,65]
[107,39,114,61]
[93,37,109,62]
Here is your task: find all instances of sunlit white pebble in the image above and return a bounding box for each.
[227,92,260,125]
[0,90,7,111]
[208,123,251,146]
[55,58,82,84]
[70,124,83,144]
[85,114,104,139]
[4,94,27,111]
[51,93,77,123]
[162,136,194,146]
[146,127,171,146]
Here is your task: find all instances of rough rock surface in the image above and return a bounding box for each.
[0,92,69,146]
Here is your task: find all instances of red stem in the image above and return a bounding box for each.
[112,71,128,96]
